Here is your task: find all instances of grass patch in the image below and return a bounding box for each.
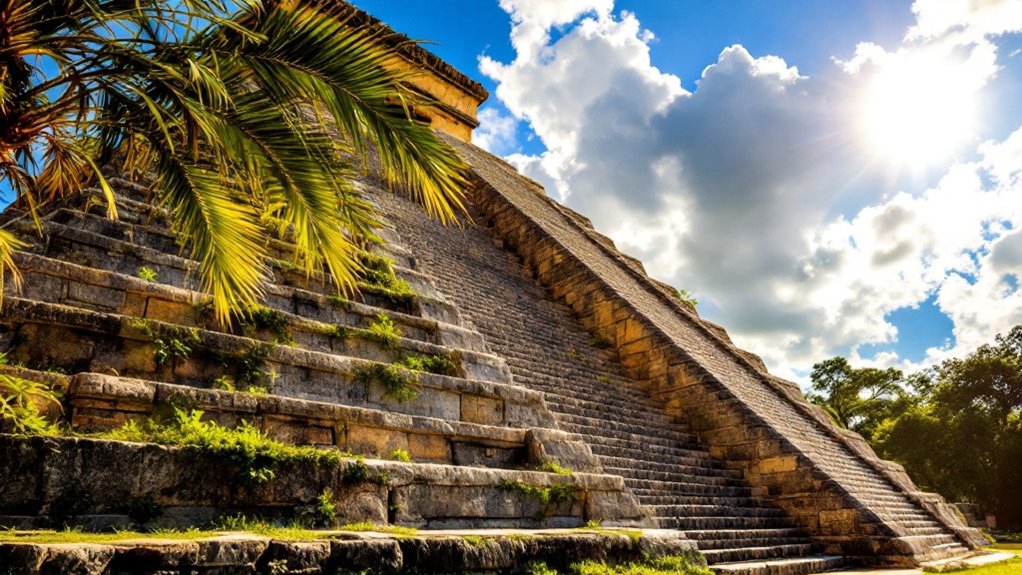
[388,449,411,462]
[570,555,711,575]
[240,307,295,345]
[95,408,343,485]
[364,313,402,348]
[499,479,578,516]
[339,521,418,536]
[395,352,458,376]
[353,363,419,403]
[357,252,416,305]
[136,266,157,282]
[537,461,573,475]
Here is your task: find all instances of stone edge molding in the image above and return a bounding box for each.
[446,136,988,566]
[0,529,697,575]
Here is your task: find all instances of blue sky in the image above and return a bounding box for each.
[353,1,1022,383]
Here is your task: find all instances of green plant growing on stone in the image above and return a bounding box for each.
[500,479,577,515]
[209,344,273,394]
[99,409,343,485]
[340,521,418,536]
[137,266,158,283]
[326,294,353,310]
[341,457,388,486]
[388,449,411,462]
[353,363,419,403]
[537,461,573,476]
[357,252,416,305]
[267,559,289,575]
[570,555,711,575]
[136,321,201,367]
[671,288,698,310]
[527,561,559,575]
[241,307,295,345]
[364,313,402,349]
[395,352,458,376]
[0,375,60,435]
[296,489,337,528]
[583,519,602,529]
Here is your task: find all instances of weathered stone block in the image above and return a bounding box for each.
[461,394,503,425]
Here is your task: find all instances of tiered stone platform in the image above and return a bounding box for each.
[0,180,645,534]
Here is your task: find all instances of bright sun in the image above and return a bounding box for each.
[860,53,979,170]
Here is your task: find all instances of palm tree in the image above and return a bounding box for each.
[0,0,467,324]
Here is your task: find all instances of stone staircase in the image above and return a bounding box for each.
[0,178,645,530]
[369,190,845,573]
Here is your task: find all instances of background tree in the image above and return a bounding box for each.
[811,326,1022,528]
[0,0,467,324]
[808,356,911,441]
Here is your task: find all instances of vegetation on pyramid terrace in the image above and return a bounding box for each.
[0,0,468,324]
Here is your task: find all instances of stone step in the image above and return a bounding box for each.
[0,297,554,429]
[596,454,740,478]
[710,555,844,575]
[17,217,459,323]
[10,252,489,354]
[682,528,807,542]
[0,434,644,530]
[657,516,797,530]
[604,465,745,485]
[574,431,704,454]
[629,484,753,498]
[588,439,714,461]
[701,544,815,565]
[648,505,787,519]
[66,372,541,468]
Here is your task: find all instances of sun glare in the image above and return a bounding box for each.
[860,54,979,170]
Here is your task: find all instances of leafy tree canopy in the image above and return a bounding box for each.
[811,325,1022,527]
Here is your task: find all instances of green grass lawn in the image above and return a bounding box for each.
[928,544,1022,574]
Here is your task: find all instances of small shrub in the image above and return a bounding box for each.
[357,252,416,304]
[136,321,201,367]
[137,266,158,282]
[241,307,294,345]
[671,288,698,310]
[353,363,419,403]
[296,489,337,528]
[364,313,402,348]
[395,352,458,376]
[500,479,577,513]
[527,561,559,575]
[388,449,411,462]
[341,457,388,486]
[0,375,60,435]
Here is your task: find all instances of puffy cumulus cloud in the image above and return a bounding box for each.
[479,4,684,199]
[473,107,520,155]
[909,0,1022,41]
[479,0,1022,378]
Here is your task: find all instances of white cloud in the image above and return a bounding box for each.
[909,0,1022,41]
[479,0,1022,378]
[473,106,520,155]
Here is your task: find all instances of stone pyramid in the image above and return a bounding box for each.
[0,3,988,574]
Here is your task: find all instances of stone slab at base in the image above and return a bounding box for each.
[0,528,697,575]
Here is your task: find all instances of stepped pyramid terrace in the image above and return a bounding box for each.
[0,3,1002,574]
